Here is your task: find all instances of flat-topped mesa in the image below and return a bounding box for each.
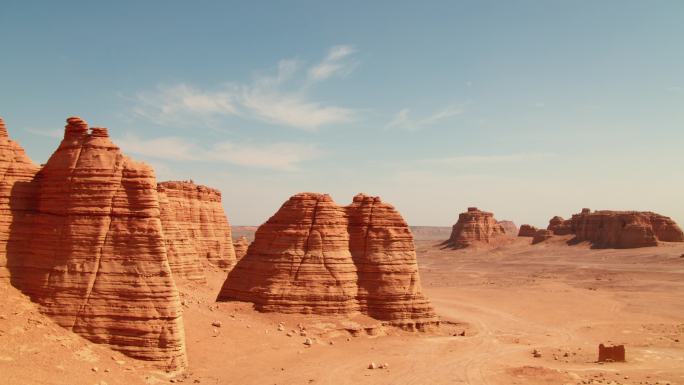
[569,209,683,248]
[0,117,40,279]
[157,180,236,270]
[497,220,518,237]
[233,236,249,261]
[218,193,359,314]
[518,224,538,237]
[11,117,187,370]
[218,192,438,329]
[543,209,684,248]
[346,193,437,329]
[158,188,206,282]
[445,207,506,248]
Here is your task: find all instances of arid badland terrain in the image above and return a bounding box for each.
[1,117,683,385]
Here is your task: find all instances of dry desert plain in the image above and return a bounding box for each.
[2,230,683,385]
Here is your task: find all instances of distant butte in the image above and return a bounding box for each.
[540,208,684,248]
[444,207,507,248]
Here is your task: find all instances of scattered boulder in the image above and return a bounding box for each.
[598,344,625,362]
[445,207,506,248]
[233,236,249,261]
[518,224,538,237]
[158,188,206,282]
[217,193,438,329]
[0,117,40,280]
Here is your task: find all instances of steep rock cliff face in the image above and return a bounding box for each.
[570,210,683,248]
[445,207,506,248]
[0,117,40,279]
[157,181,236,270]
[158,188,206,282]
[346,194,436,328]
[545,209,684,248]
[218,193,359,314]
[218,193,437,328]
[11,117,187,370]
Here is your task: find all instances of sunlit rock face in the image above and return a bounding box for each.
[9,117,187,370]
[445,207,506,248]
[218,192,437,329]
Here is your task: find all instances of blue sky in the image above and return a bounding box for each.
[2,1,683,226]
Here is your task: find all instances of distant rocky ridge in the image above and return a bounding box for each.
[217,192,437,329]
[0,117,40,279]
[445,207,507,248]
[542,208,684,248]
[233,236,249,260]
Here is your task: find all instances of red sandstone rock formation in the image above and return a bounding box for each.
[233,236,249,261]
[548,209,684,248]
[12,117,186,370]
[217,193,437,329]
[0,117,40,279]
[445,207,506,248]
[532,229,553,244]
[346,193,436,328]
[158,189,206,282]
[497,220,518,236]
[218,193,359,314]
[518,224,538,237]
[157,181,236,269]
[598,344,625,362]
[548,216,573,235]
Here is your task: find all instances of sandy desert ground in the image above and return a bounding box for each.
[2,233,683,385]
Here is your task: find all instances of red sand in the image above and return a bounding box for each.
[2,235,684,385]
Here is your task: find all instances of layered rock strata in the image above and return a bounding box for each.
[0,117,40,278]
[445,207,506,248]
[9,117,187,370]
[218,192,437,329]
[157,181,235,269]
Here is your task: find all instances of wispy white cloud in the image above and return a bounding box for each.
[131,46,358,131]
[132,84,237,127]
[385,104,463,130]
[116,133,322,171]
[308,45,358,81]
[420,152,555,165]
